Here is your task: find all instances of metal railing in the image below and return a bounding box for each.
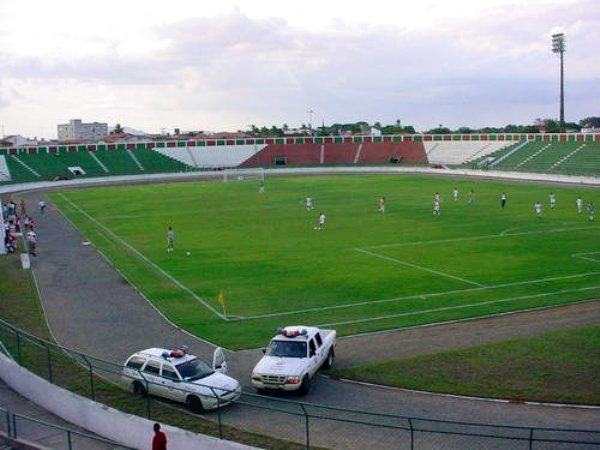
[0,405,135,450]
[1,317,599,450]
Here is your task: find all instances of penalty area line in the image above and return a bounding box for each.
[57,193,228,321]
[354,248,486,288]
[316,285,600,328]
[363,224,600,249]
[232,271,600,321]
[572,252,600,263]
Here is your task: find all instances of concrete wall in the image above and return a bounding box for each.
[1,166,599,199]
[0,354,257,450]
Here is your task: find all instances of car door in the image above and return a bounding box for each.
[141,360,166,397]
[314,332,326,365]
[307,339,320,376]
[212,347,228,373]
[160,362,184,402]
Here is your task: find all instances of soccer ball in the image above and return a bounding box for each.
[186,251,191,256]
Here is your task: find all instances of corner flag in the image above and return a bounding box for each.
[217,291,227,318]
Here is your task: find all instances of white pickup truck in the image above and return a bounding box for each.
[251,325,336,395]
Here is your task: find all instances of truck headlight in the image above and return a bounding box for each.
[285,376,301,385]
[251,373,261,381]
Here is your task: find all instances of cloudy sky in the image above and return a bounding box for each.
[1,0,598,138]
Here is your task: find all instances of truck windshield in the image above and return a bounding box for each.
[266,340,307,358]
[176,358,214,381]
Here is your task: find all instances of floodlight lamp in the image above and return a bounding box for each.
[551,33,565,53]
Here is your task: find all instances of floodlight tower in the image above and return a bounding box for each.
[552,33,566,132]
[307,109,314,134]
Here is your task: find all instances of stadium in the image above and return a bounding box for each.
[1,133,599,449]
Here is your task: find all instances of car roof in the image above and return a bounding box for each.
[133,348,196,364]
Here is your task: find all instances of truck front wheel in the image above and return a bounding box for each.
[298,375,311,396]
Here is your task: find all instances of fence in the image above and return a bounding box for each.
[0,317,599,450]
[0,405,135,450]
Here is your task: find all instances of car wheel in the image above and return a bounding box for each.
[323,348,335,369]
[186,395,205,414]
[132,381,147,397]
[298,375,311,396]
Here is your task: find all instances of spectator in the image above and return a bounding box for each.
[27,231,37,256]
[152,423,167,450]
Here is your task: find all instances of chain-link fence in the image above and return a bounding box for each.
[1,318,599,450]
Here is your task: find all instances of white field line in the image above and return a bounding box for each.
[57,193,227,320]
[364,224,600,250]
[572,252,600,263]
[234,271,600,320]
[317,285,600,328]
[354,248,486,287]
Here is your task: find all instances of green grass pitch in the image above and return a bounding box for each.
[50,174,600,349]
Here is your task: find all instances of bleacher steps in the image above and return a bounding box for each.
[490,140,530,167]
[353,143,363,164]
[0,155,11,181]
[126,149,145,171]
[515,143,551,169]
[427,143,439,155]
[550,143,586,170]
[88,151,109,173]
[466,143,492,163]
[186,147,199,168]
[10,155,41,177]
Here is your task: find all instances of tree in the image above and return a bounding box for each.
[543,119,560,133]
[426,125,452,134]
[111,123,124,134]
[579,117,600,128]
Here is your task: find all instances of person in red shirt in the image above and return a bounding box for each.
[152,423,167,450]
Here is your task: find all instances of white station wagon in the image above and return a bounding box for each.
[122,346,241,412]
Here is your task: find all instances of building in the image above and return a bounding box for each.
[57,119,108,142]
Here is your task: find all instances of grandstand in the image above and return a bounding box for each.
[1,134,599,184]
[0,147,188,183]
[155,144,266,169]
[425,141,512,165]
[488,140,600,176]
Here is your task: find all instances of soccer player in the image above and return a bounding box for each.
[166,226,175,253]
[258,180,265,193]
[549,192,556,209]
[433,198,441,216]
[315,212,326,230]
[453,187,459,202]
[500,192,507,208]
[305,196,314,211]
[534,201,542,218]
[378,196,386,213]
[467,189,475,205]
[576,196,584,215]
[588,201,595,221]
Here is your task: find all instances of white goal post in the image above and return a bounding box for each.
[223,167,265,183]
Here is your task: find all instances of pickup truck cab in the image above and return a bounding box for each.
[251,325,336,395]
[122,346,241,413]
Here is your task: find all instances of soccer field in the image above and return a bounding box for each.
[50,174,600,349]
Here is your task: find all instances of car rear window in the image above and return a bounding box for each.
[125,356,146,370]
[143,361,161,375]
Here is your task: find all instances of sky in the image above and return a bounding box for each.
[1,0,599,138]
